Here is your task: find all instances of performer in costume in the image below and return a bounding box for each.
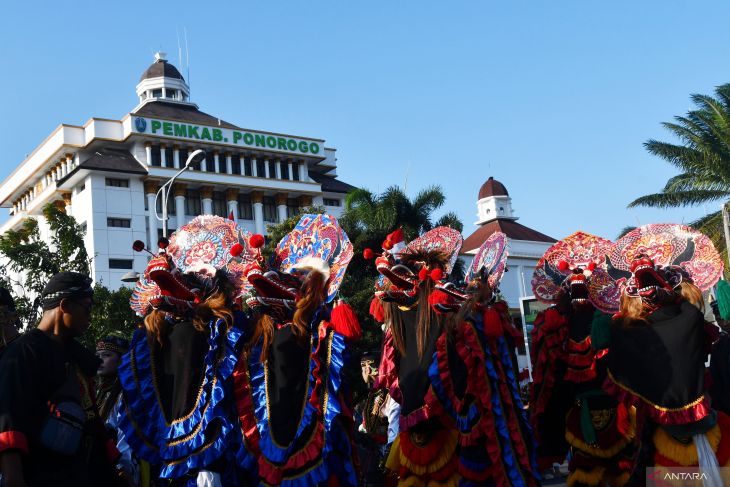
[0,288,19,356]
[356,351,391,486]
[426,231,541,487]
[531,231,636,487]
[233,214,360,486]
[96,335,139,485]
[368,227,462,487]
[588,224,730,483]
[119,215,252,485]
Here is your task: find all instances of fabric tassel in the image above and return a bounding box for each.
[369,296,385,322]
[483,306,504,339]
[616,403,630,437]
[329,302,361,341]
[694,433,723,487]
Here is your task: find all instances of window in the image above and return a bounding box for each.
[263,197,277,222]
[76,182,86,193]
[256,159,266,177]
[105,178,129,188]
[292,164,300,181]
[155,194,175,215]
[231,155,241,175]
[185,190,201,215]
[167,89,177,100]
[212,191,227,218]
[164,147,174,166]
[243,157,252,176]
[109,259,134,269]
[152,89,162,98]
[238,194,253,220]
[150,146,161,166]
[107,217,131,228]
[323,198,341,207]
[179,148,189,168]
[281,163,290,180]
[268,161,276,179]
[80,222,87,234]
[158,228,176,239]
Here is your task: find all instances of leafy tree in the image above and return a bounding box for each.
[628,84,730,262]
[0,202,140,345]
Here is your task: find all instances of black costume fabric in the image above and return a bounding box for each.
[0,329,116,486]
[607,301,707,418]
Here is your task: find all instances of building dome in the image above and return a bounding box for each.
[478,176,508,199]
[139,57,185,82]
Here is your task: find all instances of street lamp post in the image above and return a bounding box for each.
[154,149,205,237]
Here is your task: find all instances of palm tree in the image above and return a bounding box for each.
[628,84,730,260]
[341,185,462,241]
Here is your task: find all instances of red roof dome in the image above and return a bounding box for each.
[478,177,508,199]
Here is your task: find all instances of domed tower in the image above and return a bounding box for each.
[135,52,192,106]
[476,176,516,224]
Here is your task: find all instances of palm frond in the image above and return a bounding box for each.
[628,190,730,209]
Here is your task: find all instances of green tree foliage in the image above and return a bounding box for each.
[0,202,140,344]
[628,84,730,263]
[82,284,141,348]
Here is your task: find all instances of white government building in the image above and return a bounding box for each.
[0,53,355,287]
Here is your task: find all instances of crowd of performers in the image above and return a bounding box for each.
[1,212,730,487]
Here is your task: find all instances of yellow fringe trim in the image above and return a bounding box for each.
[399,429,459,475]
[398,473,461,487]
[607,471,630,487]
[386,435,402,473]
[653,421,721,466]
[565,406,637,458]
[567,467,605,487]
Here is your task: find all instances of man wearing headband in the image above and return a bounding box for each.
[0,272,117,487]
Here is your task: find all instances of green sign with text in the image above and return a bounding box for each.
[132,117,322,157]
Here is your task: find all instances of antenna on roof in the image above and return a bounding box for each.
[177,28,183,70]
[184,27,190,95]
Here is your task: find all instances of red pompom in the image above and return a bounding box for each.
[132,240,145,252]
[329,302,361,341]
[382,239,393,250]
[558,260,569,271]
[230,243,243,257]
[363,248,374,260]
[587,262,596,272]
[249,234,265,248]
[428,289,452,313]
[158,237,169,249]
[430,268,444,281]
[418,267,429,281]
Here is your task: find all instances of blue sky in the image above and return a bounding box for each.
[1,1,728,242]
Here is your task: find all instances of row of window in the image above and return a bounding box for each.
[148,147,301,181]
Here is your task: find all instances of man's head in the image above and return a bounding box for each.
[40,272,94,337]
[95,335,129,376]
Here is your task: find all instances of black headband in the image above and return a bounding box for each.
[41,272,93,311]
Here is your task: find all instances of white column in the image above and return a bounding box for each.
[175,195,186,227]
[228,200,238,219]
[287,162,293,181]
[277,204,287,222]
[145,144,153,166]
[173,147,180,168]
[300,162,309,181]
[160,145,167,168]
[202,197,213,215]
[213,152,220,173]
[226,154,233,174]
[66,154,73,174]
[251,158,258,177]
[200,156,208,172]
[264,160,270,178]
[253,202,264,234]
[275,161,282,179]
[240,156,246,176]
[146,193,158,247]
